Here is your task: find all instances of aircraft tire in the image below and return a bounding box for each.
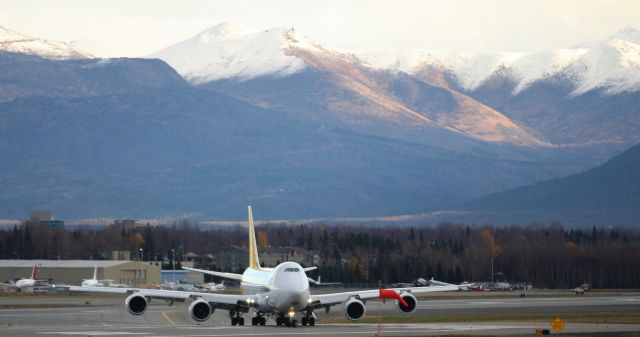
[309,317,315,326]
[259,317,266,326]
[238,318,244,325]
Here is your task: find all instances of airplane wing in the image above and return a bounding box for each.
[69,286,249,310]
[0,282,18,291]
[181,267,243,281]
[303,267,317,272]
[309,285,459,307]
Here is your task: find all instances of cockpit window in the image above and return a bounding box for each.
[284,267,300,272]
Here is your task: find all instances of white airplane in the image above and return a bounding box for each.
[426,278,470,291]
[71,206,458,327]
[199,280,227,292]
[160,280,199,292]
[80,266,128,287]
[1,264,51,291]
[308,275,341,287]
[81,266,103,287]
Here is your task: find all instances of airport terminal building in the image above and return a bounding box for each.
[0,260,161,287]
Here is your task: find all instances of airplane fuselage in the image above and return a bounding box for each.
[15,278,35,289]
[240,261,310,314]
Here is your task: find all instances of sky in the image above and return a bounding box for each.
[1,0,639,57]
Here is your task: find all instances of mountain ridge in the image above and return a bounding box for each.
[0,25,91,59]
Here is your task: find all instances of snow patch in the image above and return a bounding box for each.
[0,25,91,59]
[151,22,321,83]
[354,27,640,96]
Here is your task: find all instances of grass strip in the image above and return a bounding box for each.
[322,310,640,324]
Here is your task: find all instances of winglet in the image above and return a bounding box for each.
[379,288,408,308]
[31,264,36,279]
[248,206,261,270]
[93,265,97,280]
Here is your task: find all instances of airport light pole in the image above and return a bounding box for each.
[139,248,144,262]
[491,255,494,284]
[172,249,176,283]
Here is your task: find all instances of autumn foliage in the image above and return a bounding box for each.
[1,221,639,289]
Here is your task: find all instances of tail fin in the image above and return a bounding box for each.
[93,265,97,280]
[247,206,261,270]
[31,264,36,279]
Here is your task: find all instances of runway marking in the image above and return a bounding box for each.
[162,312,177,326]
[42,332,149,335]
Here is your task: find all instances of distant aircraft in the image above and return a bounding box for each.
[82,266,103,287]
[198,280,227,292]
[0,264,51,291]
[81,266,128,288]
[427,278,470,291]
[160,280,199,292]
[308,275,341,287]
[71,206,458,327]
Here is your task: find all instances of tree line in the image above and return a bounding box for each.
[0,220,639,289]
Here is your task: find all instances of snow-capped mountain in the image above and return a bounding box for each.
[356,26,640,97]
[151,22,320,83]
[0,25,91,59]
[152,22,547,146]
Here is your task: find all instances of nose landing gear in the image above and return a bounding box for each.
[276,307,299,327]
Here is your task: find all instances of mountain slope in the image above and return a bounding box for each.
[153,23,546,146]
[355,27,640,145]
[0,88,578,220]
[0,52,189,102]
[453,144,640,225]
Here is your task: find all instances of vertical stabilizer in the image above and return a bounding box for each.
[30,264,37,279]
[93,265,97,280]
[248,206,261,270]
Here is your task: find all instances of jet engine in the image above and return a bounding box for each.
[344,298,366,320]
[189,298,214,322]
[395,293,417,314]
[125,294,148,316]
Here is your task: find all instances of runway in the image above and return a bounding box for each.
[0,292,639,336]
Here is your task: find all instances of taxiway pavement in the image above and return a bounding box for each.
[0,292,638,336]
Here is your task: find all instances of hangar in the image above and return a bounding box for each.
[0,260,161,287]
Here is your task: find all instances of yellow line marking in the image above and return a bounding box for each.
[162,311,176,326]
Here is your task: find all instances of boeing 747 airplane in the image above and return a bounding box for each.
[70,206,457,327]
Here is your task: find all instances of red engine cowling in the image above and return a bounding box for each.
[125,294,148,316]
[189,298,214,322]
[395,293,417,314]
[344,298,366,320]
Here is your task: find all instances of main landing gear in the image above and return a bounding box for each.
[301,316,315,326]
[251,314,266,326]
[229,308,245,326]
[301,307,315,326]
